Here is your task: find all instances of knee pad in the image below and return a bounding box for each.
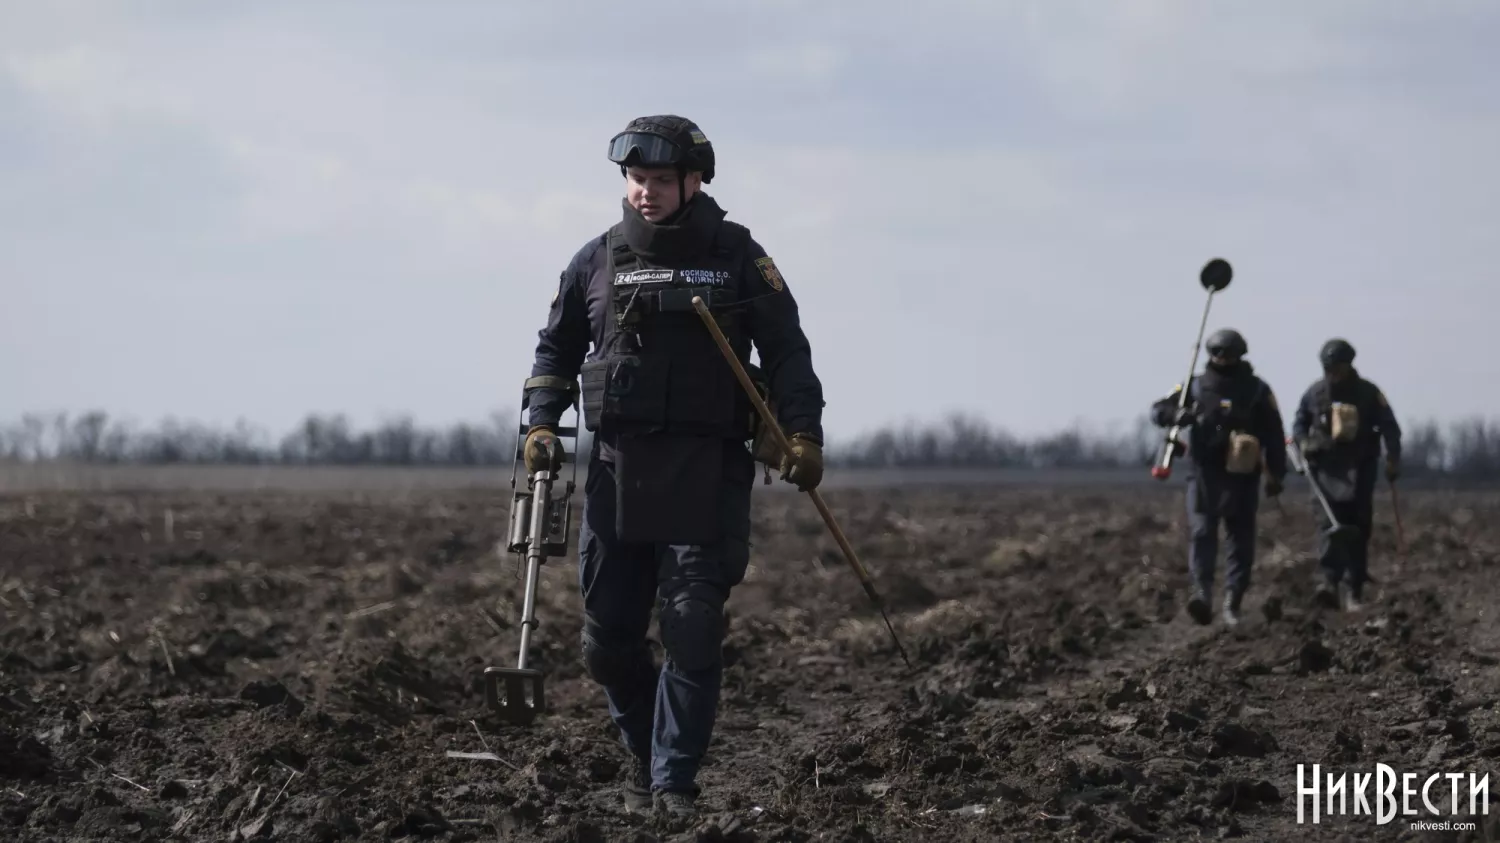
[580,630,647,687]
[658,583,726,672]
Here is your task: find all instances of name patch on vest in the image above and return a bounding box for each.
[680,269,732,287]
[614,269,674,286]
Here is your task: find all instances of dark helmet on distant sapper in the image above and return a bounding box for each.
[1320,338,1356,368]
[607,115,715,183]
[1205,328,1248,361]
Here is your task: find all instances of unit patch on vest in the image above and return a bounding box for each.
[680,269,731,287]
[614,269,674,286]
[754,256,784,292]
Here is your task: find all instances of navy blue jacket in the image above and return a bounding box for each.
[1292,368,1401,474]
[1150,361,1288,481]
[526,199,825,443]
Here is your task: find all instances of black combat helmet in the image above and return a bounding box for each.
[1320,338,1356,368]
[607,115,715,183]
[1205,328,1248,360]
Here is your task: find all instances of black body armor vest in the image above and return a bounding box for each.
[1308,376,1383,462]
[578,219,757,440]
[1189,367,1264,460]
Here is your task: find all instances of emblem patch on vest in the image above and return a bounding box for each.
[614,269,674,286]
[755,256,784,292]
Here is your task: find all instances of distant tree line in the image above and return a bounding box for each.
[1,410,1497,478]
[0,411,527,467]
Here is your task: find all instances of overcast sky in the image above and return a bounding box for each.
[3,1,1496,442]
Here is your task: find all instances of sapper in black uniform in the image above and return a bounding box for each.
[1291,338,1402,611]
[1151,329,1289,627]
[520,116,826,819]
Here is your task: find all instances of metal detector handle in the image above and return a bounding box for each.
[1285,436,1309,476]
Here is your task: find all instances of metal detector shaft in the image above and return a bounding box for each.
[1286,437,1346,529]
[1153,259,1233,480]
[690,296,912,670]
[483,417,572,724]
[514,468,553,671]
[1154,289,1217,479]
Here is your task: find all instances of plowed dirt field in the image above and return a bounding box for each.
[3,473,1497,841]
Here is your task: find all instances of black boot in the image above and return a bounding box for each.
[622,760,652,815]
[1341,581,1363,613]
[1222,589,1243,627]
[655,788,699,819]
[1186,583,1213,626]
[1313,579,1339,610]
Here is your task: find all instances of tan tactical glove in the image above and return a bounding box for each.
[523,425,564,474]
[779,433,823,491]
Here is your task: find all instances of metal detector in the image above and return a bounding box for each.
[1153,258,1234,480]
[1285,436,1361,540]
[481,382,580,725]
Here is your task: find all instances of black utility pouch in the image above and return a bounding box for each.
[579,359,609,432]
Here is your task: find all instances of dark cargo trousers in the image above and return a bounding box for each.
[576,454,752,793]
[1186,476,1259,597]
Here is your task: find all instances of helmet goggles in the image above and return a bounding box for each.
[608,131,683,168]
